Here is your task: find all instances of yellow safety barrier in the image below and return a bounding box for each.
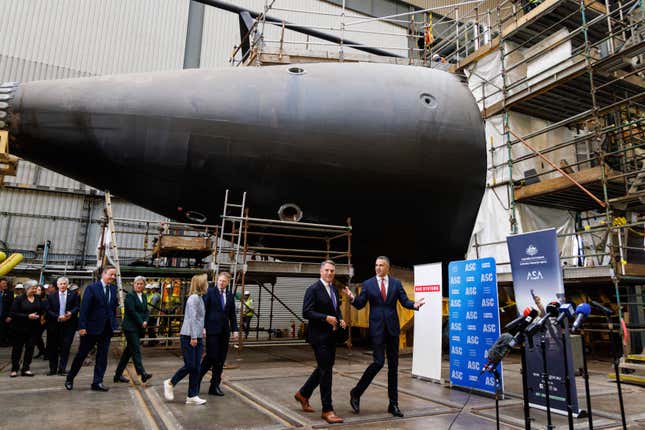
[0,253,23,276]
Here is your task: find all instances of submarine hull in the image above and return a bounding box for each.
[4,63,485,276]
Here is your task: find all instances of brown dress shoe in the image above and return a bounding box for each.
[321,411,344,424]
[294,391,314,412]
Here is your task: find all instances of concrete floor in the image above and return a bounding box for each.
[0,340,644,430]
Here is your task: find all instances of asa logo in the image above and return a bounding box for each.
[526,270,544,280]
[526,244,538,256]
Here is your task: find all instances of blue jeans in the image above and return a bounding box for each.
[171,335,203,397]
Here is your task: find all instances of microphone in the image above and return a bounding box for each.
[505,307,538,335]
[525,314,550,337]
[546,301,560,318]
[556,303,575,324]
[482,333,515,374]
[591,300,613,316]
[572,303,591,332]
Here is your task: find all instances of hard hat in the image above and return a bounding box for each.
[244,290,251,295]
[15,283,24,289]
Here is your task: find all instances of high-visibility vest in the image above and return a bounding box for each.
[244,298,254,317]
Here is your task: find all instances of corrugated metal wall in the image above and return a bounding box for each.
[236,277,316,333]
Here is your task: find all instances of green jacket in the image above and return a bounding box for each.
[121,291,149,333]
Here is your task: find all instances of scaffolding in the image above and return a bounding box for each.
[225,0,515,67]
[446,0,644,379]
[97,190,352,349]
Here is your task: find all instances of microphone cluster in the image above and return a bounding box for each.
[480,299,613,374]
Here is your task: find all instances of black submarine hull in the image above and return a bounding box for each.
[4,63,485,276]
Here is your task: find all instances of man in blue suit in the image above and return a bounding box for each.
[65,266,119,391]
[199,272,239,396]
[344,256,424,417]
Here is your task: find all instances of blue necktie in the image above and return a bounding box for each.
[220,290,225,310]
[59,293,66,318]
[329,284,337,309]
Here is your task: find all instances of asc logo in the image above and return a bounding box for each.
[526,244,538,256]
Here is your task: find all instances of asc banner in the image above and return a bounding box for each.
[448,257,502,394]
[507,228,580,416]
[412,262,443,382]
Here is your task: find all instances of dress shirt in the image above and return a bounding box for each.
[320,279,334,300]
[136,292,143,303]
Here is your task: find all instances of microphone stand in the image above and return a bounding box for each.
[559,318,574,430]
[487,364,503,430]
[518,333,532,430]
[579,330,594,429]
[606,315,627,430]
[538,326,555,430]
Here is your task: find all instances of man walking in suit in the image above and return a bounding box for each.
[343,256,425,417]
[199,272,239,396]
[65,266,119,391]
[295,260,346,424]
[46,277,80,375]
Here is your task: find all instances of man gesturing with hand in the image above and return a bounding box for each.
[344,256,425,418]
[295,260,346,424]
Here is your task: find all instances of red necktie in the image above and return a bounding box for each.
[380,278,386,301]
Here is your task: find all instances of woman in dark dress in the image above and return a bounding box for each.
[33,285,48,360]
[10,280,44,377]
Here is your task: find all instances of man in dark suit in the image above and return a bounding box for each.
[199,272,238,396]
[344,256,425,417]
[65,266,119,391]
[46,276,80,375]
[0,278,14,347]
[294,260,346,424]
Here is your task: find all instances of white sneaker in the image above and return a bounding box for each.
[163,379,174,401]
[185,396,207,405]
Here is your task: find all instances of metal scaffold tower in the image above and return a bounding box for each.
[450,0,644,383]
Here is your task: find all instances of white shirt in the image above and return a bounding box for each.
[136,292,143,303]
[320,279,334,299]
[100,280,110,302]
[377,275,389,296]
[59,291,67,318]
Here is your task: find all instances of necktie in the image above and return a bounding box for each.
[104,286,110,304]
[329,284,337,309]
[220,290,225,310]
[59,293,66,318]
[380,278,386,302]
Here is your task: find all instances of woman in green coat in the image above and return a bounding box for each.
[114,276,152,383]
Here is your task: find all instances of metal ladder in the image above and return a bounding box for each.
[214,190,247,293]
[103,192,124,309]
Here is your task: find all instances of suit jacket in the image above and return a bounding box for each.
[0,290,13,320]
[46,290,80,328]
[351,276,415,343]
[303,280,343,345]
[78,281,119,336]
[203,288,238,336]
[121,291,149,333]
[9,294,43,334]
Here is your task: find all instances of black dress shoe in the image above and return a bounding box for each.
[141,373,152,383]
[388,403,404,417]
[113,375,130,383]
[47,370,57,376]
[21,371,34,377]
[91,383,110,392]
[350,390,360,414]
[64,380,73,390]
[208,386,225,396]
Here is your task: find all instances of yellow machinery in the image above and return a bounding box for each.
[0,252,23,276]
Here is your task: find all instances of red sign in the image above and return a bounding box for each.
[415,284,440,293]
